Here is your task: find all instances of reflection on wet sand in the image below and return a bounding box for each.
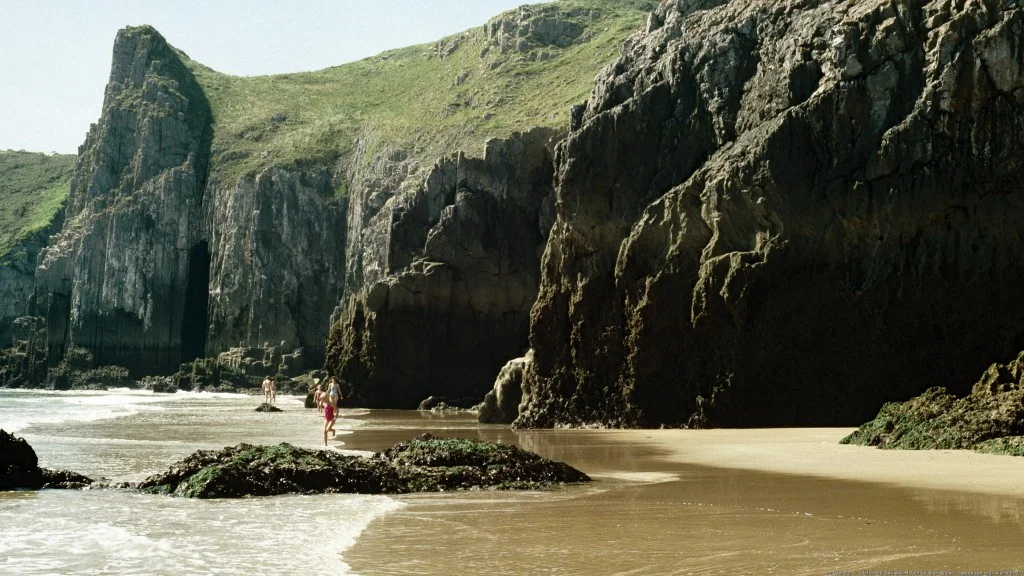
[344,412,1024,575]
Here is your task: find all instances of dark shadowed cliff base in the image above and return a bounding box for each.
[505,0,1024,428]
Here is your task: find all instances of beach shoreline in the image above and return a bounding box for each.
[599,427,1024,498]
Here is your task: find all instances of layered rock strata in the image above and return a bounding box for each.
[35,27,213,374]
[514,0,1024,427]
[326,128,559,408]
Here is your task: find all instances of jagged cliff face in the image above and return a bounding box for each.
[326,128,558,407]
[34,28,347,373]
[36,29,212,373]
[204,169,346,363]
[515,0,1024,428]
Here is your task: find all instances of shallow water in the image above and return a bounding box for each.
[0,390,401,575]
[1,392,1022,575]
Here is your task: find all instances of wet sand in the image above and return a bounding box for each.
[342,413,1024,575]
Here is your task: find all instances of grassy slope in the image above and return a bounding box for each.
[184,0,653,183]
[0,151,76,263]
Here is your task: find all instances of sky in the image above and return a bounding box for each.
[0,0,529,154]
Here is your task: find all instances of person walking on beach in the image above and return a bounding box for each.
[313,380,324,414]
[323,376,343,446]
[262,376,276,404]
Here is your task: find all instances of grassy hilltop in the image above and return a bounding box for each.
[0,151,75,263]
[183,0,655,183]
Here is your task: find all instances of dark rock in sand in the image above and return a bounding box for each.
[41,468,95,489]
[304,391,317,409]
[132,434,589,498]
[254,403,283,413]
[376,433,590,491]
[1,430,93,490]
[843,351,1024,455]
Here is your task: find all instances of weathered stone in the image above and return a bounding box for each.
[479,351,530,424]
[254,403,283,413]
[843,351,1024,454]
[517,0,1024,428]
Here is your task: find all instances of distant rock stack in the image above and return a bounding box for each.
[514,0,1024,428]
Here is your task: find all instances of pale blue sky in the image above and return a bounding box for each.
[1,1,529,154]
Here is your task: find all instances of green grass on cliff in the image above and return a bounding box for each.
[182,0,654,182]
[0,151,76,263]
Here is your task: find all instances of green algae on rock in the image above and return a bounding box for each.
[132,434,589,498]
[842,352,1024,455]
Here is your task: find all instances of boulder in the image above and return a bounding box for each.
[0,430,93,490]
[254,403,283,413]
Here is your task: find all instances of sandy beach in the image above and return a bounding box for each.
[604,428,1024,498]
[344,416,1024,575]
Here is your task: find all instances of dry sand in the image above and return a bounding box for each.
[604,427,1024,497]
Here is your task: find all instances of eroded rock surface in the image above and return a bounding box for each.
[326,128,559,408]
[517,0,1024,428]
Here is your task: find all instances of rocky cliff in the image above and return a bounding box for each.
[22,2,651,382]
[326,128,558,407]
[34,27,348,374]
[36,27,212,373]
[0,150,75,346]
[511,0,1024,428]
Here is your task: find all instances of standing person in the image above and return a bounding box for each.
[313,380,324,414]
[328,376,343,418]
[323,377,340,446]
[268,377,277,405]
[261,376,273,404]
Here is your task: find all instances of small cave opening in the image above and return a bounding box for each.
[181,240,211,364]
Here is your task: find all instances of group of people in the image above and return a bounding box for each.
[262,374,344,446]
[313,376,344,446]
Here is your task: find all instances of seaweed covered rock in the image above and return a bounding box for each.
[376,433,590,491]
[254,403,283,413]
[133,443,403,498]
[132,435,589,498]
[0,430,93,490]
[842,352,1024,454]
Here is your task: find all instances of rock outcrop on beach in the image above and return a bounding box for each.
[131,434,589,498]
[843,352,1024,455]
[0,430,93,490]
[511,0,1024,428]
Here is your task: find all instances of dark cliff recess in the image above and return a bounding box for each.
[514,0,1024,428]
[326,129,559,408]
[181,240,211,364]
